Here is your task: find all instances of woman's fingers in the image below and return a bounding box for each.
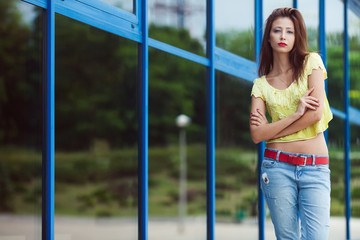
[256,109,265,118]
[304,86,315,96]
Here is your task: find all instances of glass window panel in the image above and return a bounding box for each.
[0,1,42,239]
[328,117,346,238]
[214,71,266,239]
[263,0,292,24]
[148,49,207,239]
[298,0,319,51]
[326,0,344,112]
[55,14,138,240]
[349,9,360,109]
[100,0,134,13]
[351,125,360,239]
[215,0,255,60]
[148,0,206,56]
[349,8,360,240]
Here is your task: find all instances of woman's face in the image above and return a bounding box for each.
[269,17,295,54]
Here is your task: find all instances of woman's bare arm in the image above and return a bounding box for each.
[250,96,302,144]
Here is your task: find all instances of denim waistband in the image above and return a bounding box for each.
[265,148,329,158]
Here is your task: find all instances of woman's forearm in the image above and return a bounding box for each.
[272,109,321,139]
[250,112,301,143]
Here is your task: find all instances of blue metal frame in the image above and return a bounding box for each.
[255,1,265,239]
[293,0,298,9]
[138,0,149,239]
[319,0,328,141]
[343,1,351,239]
[206,0,215,239]
[19,0,360,239]
[43,0,55,240]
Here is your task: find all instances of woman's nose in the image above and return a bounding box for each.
[280,32,286,40]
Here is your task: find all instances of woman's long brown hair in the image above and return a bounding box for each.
[258,8,309,82]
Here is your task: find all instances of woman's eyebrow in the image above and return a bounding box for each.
[273,26,294,30]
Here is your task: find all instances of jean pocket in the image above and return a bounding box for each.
[262,158,278,168]
[315,164,331,174]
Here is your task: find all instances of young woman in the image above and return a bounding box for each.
[250,8,333,239]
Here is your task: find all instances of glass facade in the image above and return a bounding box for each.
[54,14,138,239]
[100,0,135,13]
[298,0,319,51]
[215,71,260,238]
[2,0,359,239]
[148,0,206,56]
[263,0,292,23]
[0,1,43,239]
[326,0,344,112]
[148,49,207,239]
[215,0,255,60]
[349,6,360,240]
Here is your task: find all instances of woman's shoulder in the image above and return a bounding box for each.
[253,75,266,84]
[303,52,327,79]
[304,52,323,65]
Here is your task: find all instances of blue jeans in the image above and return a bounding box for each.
[261,148,331,240]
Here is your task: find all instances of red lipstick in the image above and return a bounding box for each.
[278,42,287,47]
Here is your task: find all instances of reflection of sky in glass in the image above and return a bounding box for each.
[298,0,319,29]
[100,0,134,13]
[215,0,254,31]
[148,0,206,42]
[263,0,292,23]
[17,0,360,38]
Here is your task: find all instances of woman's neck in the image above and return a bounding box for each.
[272,52,292,74]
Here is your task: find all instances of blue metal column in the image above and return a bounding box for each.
[319,0,328,142]
[206,0,215,240]
[255,1,265,239]
[343,1,351,239]
[293,0,298,9]
[43,0,55,240]
[138,0,149,239]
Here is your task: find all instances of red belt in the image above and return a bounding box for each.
[264,149,328,166]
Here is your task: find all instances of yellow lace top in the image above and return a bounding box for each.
[251,52,333,143]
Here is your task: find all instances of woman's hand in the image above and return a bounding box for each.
[295,87,320,117]
[250,108,269,127]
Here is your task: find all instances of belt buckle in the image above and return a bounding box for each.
[300,156,307,166]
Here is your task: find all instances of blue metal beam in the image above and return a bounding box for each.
[206,0,215,239]
[255,0,265,239]
[138,0,149,239]
[23,0,46,8]
[293,0,298,9]
[149,38,209,66]
[43,0,55,240]
[214,47,257,81]
[343,1,351,239]
[319,0,328,141]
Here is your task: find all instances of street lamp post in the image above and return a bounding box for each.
[176,114,191,234]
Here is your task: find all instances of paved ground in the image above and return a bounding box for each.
[0,215,360,240]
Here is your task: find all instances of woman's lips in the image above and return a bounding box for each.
[278,42,287,47]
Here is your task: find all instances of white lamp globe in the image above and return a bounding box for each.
[176,114,191,128]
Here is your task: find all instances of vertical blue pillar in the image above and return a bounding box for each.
[43,0,55,240]
[319,0,328,142]
[293,0,298,9]
[206,0,215,240]
[255,1,265,240]
[343,1,351,239]
[138,0,149,239]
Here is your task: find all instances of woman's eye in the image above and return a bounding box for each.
[274,30,280,33]
[287,31,294,34]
